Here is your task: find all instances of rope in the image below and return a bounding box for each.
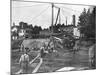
[29,5,50,23]
[60,9,68,21]
[60,6,81,13]
[12,0,94,6]
[13,4,48,8]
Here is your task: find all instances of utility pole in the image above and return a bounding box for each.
[51,3,56,50]
[51,3,54,34]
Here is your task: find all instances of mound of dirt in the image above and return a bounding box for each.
[22,39,50,50]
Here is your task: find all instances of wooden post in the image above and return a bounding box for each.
[51,3,54,34]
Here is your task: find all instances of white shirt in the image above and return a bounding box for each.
[19,54,29,63]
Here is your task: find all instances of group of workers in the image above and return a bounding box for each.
[18,43,54,74]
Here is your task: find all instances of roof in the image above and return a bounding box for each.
[11,25,19,29]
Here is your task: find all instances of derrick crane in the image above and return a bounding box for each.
[48,4,75,50]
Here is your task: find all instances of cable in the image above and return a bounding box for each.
[12,0,95,6]
[12,0,52,4]
[61,9,68,18]
[61,9,70,24]
[12,3,48,8]
[29,5,50,23]
[54,5,81,13]
[60,6,81,13]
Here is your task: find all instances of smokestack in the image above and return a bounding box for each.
[66,17,67,25]
[72,15,76,26]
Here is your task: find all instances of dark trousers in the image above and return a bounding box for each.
[20,61,29,74]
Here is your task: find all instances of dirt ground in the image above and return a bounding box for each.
[11,39,94,74]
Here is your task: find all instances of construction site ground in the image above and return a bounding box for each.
[11,39,93,74]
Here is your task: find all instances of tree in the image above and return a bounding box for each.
[78,7,96,40]
[33,25,42,35]
[19,21,28,29]
[49,23,66,33]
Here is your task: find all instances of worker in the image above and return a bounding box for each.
[40,47,47,58]
[19,47,29,74]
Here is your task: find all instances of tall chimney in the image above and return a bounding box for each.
[72,15,76,26]
[66,17,67,25]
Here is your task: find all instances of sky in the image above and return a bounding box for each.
[12,0,94,29]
